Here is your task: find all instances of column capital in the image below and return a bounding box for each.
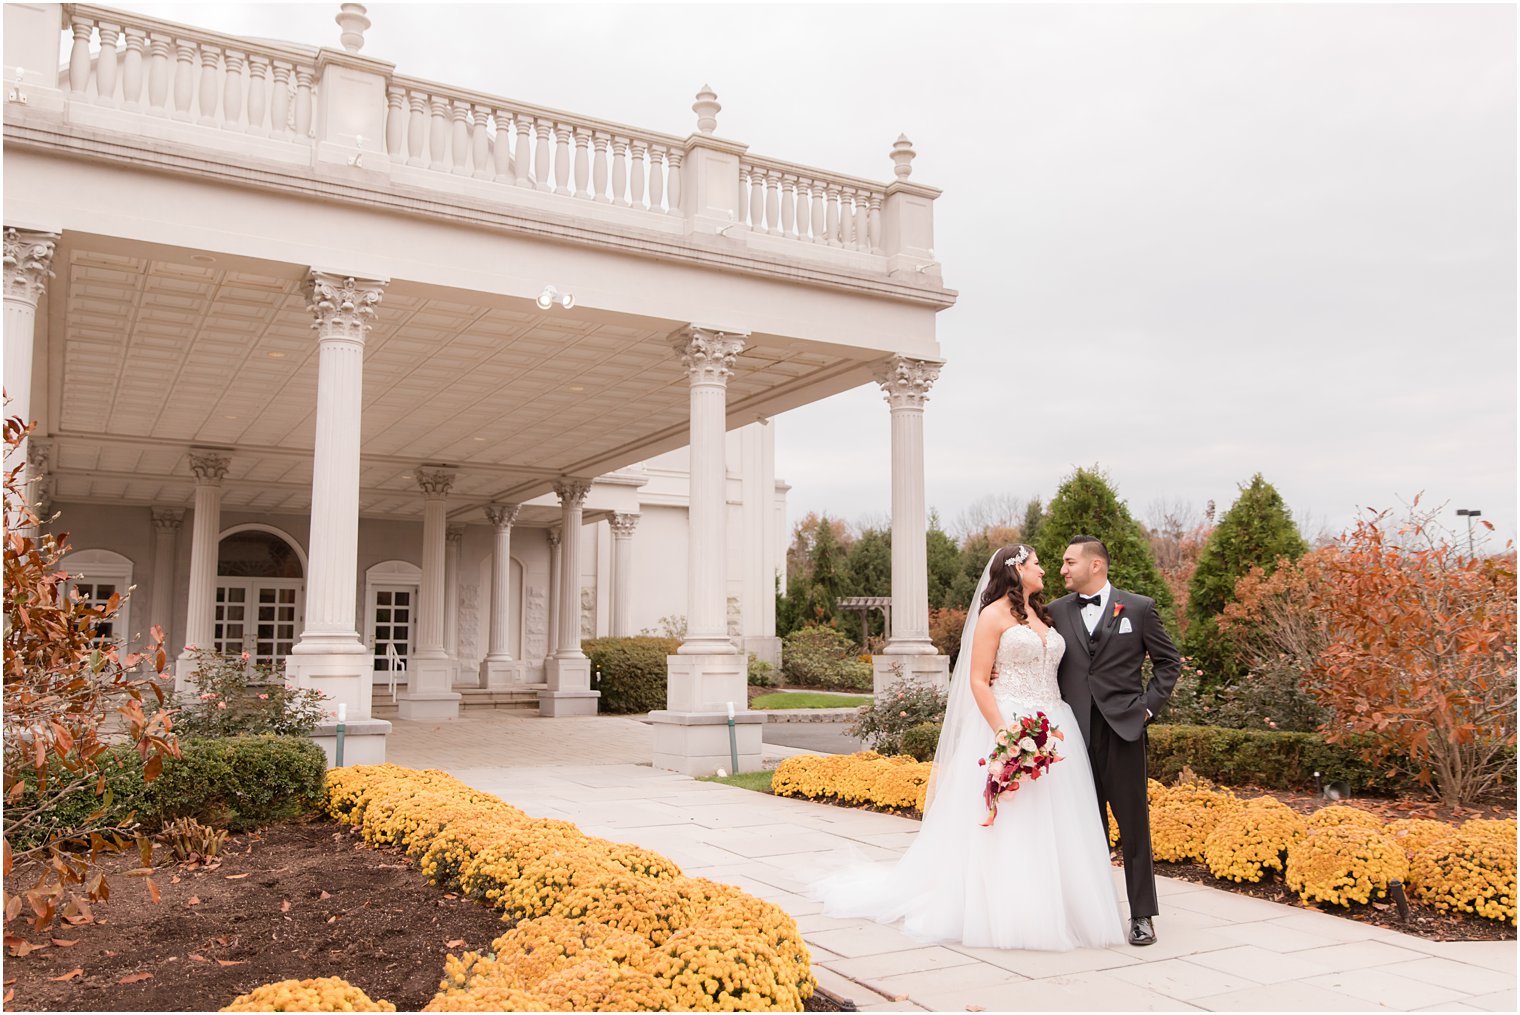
[151,507,186,531]
[874,355,944,411]
[546,526,562,549]
[484,503,521,529]
[415,467,455,498]
[3,228,60,307]
[609,512,640,538]
[188,450,230,484]
[304,270,387,344]
[552,478,592,507]
[26,437,52,472]
[446,523,464,546]
[673,326,747,386]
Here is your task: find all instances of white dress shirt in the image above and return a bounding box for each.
[1079,582,1112,635]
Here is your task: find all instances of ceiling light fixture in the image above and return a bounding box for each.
[267,350,287,359]
[536,285,574,311]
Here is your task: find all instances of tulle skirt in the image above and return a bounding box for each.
[812,698,1125,951]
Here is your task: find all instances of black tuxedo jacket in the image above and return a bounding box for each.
[1052,588,1181,743]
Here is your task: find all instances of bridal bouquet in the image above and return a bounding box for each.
[978,711,1065,826]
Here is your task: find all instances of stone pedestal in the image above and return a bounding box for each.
[872,652,950,696]
[648,710,764,776]
[311,716,392,767]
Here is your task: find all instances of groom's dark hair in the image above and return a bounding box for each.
[1069,534,1110,565]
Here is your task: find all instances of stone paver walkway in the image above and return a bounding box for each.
[386,717,1516,1012]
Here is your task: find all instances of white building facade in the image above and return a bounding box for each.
[2,2,954,773]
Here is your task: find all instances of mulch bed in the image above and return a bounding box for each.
[5,819,506,1012]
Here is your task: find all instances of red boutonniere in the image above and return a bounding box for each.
[1112,603,1125,621]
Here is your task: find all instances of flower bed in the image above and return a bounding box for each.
[304,764,814,1012]
[772,752,930,815]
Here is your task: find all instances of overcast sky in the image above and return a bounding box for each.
[115,2,1518,548]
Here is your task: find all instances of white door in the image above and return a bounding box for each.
[214,579,304,668]
[366,584,417,686]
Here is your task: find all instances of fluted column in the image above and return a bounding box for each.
[481,504,524,688]
[444,523,463,659]
[176,451,228,689]
[398,468,462,720]
[545,526,562,657]
[539,481,598,716]
[3,227,58,444]
[609,512,639,637]
[675,327,746,655]
[150,508,184,653]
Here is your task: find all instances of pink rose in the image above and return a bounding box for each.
[258,693,269,700]
[240,651,250,662]
[899,711,908,718]
[216,701,227,709]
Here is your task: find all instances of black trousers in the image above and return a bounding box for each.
[1088,702,1158,919]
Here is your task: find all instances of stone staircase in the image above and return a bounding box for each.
[371,683,547,718]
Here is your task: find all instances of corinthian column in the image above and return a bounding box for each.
[609,512,639,637]
[398,467,461,720]
[649,326,763,777]
[444,523,463,660]
[480,503,525,688]
[176,451,229,689]
[873,355,949,694]
[150,507,185,652]
[3,227,59,533]
[545,526,562,657]
[285,272,391,746]
[539,479,598,716]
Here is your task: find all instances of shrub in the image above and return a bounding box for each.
[928,607,968,665]
[1306,804,1383,833]
[172,650,326,738]
[772,752,930,814]
[1410,830,1517,925]
[222,977,396,1012]
[899,721,942,763]
[1149,787,1243,862]
[848,676,946,756]
[583,637,680,714]
[1384,819,1458,887]
[781,625,873,691]
[1286,826,1407,907]
[747,655,780,688]
[1203,797,1308,883]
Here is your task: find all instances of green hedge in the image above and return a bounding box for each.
[584,636,680,714]
[781,626,873,691]
[9,735,327,847]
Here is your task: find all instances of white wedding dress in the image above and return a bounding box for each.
[813,622,1125,950]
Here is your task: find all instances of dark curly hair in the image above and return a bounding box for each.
[980,544,1055,628]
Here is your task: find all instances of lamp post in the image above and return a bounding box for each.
[1456,508,1482,558]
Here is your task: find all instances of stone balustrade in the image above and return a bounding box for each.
[17,3,940,278]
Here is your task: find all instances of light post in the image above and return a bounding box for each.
[1456,508,1482,558]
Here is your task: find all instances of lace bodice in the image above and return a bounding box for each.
[991,624,1066,712]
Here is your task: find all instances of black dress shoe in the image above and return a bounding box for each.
[1129,916,1156,946]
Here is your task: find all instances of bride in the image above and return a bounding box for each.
[812,544,1124,950]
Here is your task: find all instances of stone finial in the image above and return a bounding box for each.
[692,84,720,135]
[890,134,916,180]
[336,3,370,54]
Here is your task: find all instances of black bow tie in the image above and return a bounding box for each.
[1077,594,1103,609]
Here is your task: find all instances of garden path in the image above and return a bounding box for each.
[386,715,1516,1012]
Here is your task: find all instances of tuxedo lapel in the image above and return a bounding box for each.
[1088,590,1125,664]
[1060,596,1087,654]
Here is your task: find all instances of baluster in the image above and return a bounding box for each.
[383,86,404,155]
[493,110,515,183]
[572,127,591,198]
[629,139,646,209]
[825,184,843,246]
[780,175,796,239]
[427,95,448,170]
[449,100,470,174]
[197,45,221,124]
[268,61,291,135]
[533,119,552,191]
[471,104,492,178]
[67,16,94,95]
[765,170,782,235]
[293,67,314,137]
[666,149,683,215]
[749,167,764,232]
[95,23,120,104]
[405,90,426,164]
[854,191,870,251]
[247,56,270,133]
[172,40,196,119]
[869,194,883,253]
[611,136,629,206]
[552,123,572,195]
[811,183,827,244]
[122,28,147,110]
[592,132,610,202]
[513,113,534,188]
[792,177,809,239]
[839,187,855,248]
[147,34,171,114]
[648,144,665,211]
[738,167,751,228]
[223,50,245,128]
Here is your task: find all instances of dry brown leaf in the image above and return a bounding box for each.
[104,950,118,958]
[188,954,207,962]
[117,972,153,984]
[326,915,338,924]
[319,891,331,900]
[279,900,291,913]
[445,939,466,948]
[3,988,11,1004]
[215,936,230,946]
[965,1007,985,1013]
[186,896,201,907]
[169,875,181,885]
[48,968,83,982]
[216,959,244,967]
[50,938,79,947]
[8,941,47,957]
[224,873,249,880]
[146,878,161,905]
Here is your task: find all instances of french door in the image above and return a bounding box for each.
[366,584,417,686]
[213,579,304,669]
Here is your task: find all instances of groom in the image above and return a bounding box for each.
[1053,535,1180,946]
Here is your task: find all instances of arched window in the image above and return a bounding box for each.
[217,529,304,578]
[59,549,134,647]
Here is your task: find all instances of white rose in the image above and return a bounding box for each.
[1018,737,1038,753]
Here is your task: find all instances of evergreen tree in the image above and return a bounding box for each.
[801,514,845,625]
[1033,468,1175,624]
[926,511,962,609]
[840,527,892,642]
[1183,474,1308,688]
[1021,497,1045,549]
